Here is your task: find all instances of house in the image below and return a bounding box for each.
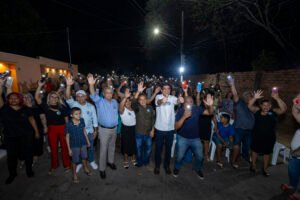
[0,51,78,92]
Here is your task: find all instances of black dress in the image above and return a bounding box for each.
[199,114,213,141]
[30,106,44,157]
[251,110,277,154]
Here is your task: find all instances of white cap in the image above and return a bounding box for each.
[76,90,87,96]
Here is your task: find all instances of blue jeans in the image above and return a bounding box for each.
[135,133,152,166]
[175,135,204,172]
[155,130,174,169]
[234,128,252,161]
[288,158,300,190]
[87,134,95,163]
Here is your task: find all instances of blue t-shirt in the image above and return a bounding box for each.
[175,106,204,139]
[217,122,235,139]
[66,118,87,148]
[234,99,255,130]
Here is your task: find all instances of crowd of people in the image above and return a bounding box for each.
[0,71,299,199]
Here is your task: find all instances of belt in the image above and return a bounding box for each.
[100,125,117,129]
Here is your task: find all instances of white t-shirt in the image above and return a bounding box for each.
[154,94,178,131]
[120,107,136,126]
[291,129,300,151]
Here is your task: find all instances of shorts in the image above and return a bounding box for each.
[212,134,231,146]
[71,146,88,164]
[233,128,252,145]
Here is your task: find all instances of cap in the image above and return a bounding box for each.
[76,90,87,96]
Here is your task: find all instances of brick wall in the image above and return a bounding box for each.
[186,69,300,146]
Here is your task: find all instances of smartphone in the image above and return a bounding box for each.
[182,81,187,90]
[40,73,48,82]
[272,87,278,94]
[0,70,10,79]
[196,82,202,92]
[185,104,192,112]
[60,83,65,88]
[6,77,13,87]
[227,75,233,80]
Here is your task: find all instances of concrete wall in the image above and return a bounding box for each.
[186,69,300,146]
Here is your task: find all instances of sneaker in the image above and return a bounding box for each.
[76,164,83,173]
[173,168,179,178]
[99,171,106,179]
[196,170,204,180]
[90,161,98,170]
[107,163,117,170]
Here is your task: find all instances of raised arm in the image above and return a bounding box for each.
[119,89,131,114]
[248,90,263,113]
[227,76,239,102]
[35,80,45,105]
[65,76,74,100]
[272,92,287,115]
[134,82,146,99]
[147,86,161,104]
[202,94,214,115]
[87,73,97,95]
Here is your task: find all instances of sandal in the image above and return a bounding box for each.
[123,161,129,169]
[73,176,80,184]
[131,159,138,166]
[216,161,223,168]
[262,169,270,177]
[289,193,300,200]
[231,162,239,169]
[48,169,55,176]
[84,170,92,176]
[249,165,257,173]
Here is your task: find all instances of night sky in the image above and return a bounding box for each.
[1,0,300,76]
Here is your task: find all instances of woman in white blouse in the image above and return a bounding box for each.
[119,88,137,169]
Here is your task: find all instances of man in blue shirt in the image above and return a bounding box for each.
[227,76,255,168]
[174,95,214,179]
[88,74,119,179]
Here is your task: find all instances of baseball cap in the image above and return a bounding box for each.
[76,90,87,96]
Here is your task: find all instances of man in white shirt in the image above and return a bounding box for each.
[65,77,98,170]
[154,83,183,175]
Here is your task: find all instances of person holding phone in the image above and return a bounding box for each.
[173,94,214,179]
[248,88,287,176]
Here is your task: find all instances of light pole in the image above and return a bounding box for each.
[179,66,184,82]
[152,10,185,82]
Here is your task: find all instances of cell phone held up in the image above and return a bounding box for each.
[272,87,278,94]
[0,70,10,79]
[182,80,187,90]
[40,73,48,83]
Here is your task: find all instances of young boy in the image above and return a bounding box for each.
[66,107,91,183]
[213,113,234,168]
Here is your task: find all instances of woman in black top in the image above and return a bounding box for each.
[0,80,40,184]
[23,93,47,165]
[35,81,71,174]
[248,89,287,176]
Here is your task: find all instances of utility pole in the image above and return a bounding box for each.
[66,27,73,75]
[180,11,185,82]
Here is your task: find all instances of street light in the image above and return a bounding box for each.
[179,66,185,82]
[153,27,160,35]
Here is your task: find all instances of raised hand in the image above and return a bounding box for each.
[203,94,214,106]
[124,88,131,98]
[87,73,96,85]
[38,80,46,87]
[178,96,184,104]
[154,86,161,94]
[137,82,146,93]
[227,75,235,86]
[183,110,192,119]
[65,76,74,86]
[253,90,264,100]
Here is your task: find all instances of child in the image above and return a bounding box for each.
[213,113,234,168]
[66,107,91,184]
